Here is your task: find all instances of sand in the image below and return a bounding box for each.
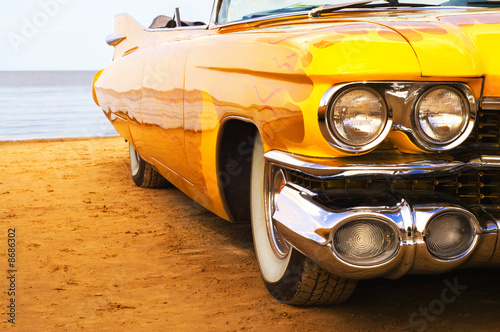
[0,136,499,331]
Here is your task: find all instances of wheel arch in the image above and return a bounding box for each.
[217,117,259,222]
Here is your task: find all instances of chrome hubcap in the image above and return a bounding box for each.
[129,144,140,176]
[267,167,291,258]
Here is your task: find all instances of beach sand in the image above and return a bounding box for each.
[0,137,498,331]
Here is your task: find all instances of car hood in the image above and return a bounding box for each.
[365,7,500,96]
[249,7,500,96]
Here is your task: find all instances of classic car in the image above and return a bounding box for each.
[93,0,500,305]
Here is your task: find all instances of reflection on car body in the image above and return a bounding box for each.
[93,0,500,305]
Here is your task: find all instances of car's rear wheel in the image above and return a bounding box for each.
[250,134,358,305]
[129,143,170,189]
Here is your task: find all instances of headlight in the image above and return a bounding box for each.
[414,86,470,147]
[318,82,476,154]
[326,86,389,153]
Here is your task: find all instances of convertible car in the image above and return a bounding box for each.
[93,0,500,305]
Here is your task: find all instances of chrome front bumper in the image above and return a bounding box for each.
[266,150,500,280]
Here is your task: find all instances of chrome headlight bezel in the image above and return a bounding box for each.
[318,84,393,154]
[318,82,477,154]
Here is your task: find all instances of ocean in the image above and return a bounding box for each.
[0,71,118,141]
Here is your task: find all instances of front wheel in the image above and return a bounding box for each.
[129,143,170,189]
[250,134,357,305]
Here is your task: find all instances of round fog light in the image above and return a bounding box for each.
[425,212,475,260]
[333,219,399,266]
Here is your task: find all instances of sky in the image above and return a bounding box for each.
[0,0,214,71]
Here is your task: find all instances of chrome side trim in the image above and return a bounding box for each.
[309,1,374,17]
[106,34,126,46]
[174,7,182,28]
[116,13,208,33]
[264,149,488,178]
[208,0,220,28]
[210,0,335,29]
[482,97,500,110]
[150,156,194,187]
[480,155,500,167]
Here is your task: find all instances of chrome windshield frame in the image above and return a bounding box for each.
[208,0,463,29]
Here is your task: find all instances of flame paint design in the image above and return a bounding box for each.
[254,86,284,104]
[273,57,294,71]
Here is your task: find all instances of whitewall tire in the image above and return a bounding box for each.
[250,134,358,305]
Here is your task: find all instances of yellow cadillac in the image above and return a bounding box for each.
[93,0,500,305]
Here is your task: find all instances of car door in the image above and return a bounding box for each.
[141,33,191,180]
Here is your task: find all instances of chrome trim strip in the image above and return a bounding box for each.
[150,156,194,186]
[110,113,127,122]
[480,155,500,167]
[116,13,208,33]
[264,150,493,178]
[106,34,126,46]
[209,0,221,28]
[309,0,374,17]
[174,7,182,27]
[210,0,311,29]
[143,25,208,32]
[482,97,500,110]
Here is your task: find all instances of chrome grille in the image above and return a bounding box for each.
[285,170,500,205]
[469,96,500,145]
[286,102,500,206]
[467,109,500,145]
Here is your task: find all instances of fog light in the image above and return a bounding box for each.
[332,218,398,266]
[425,212,475,260]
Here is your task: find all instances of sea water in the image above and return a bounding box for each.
[0,71,118,141]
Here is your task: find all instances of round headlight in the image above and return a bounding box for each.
[328,87,388,148]
[415,86,469,145]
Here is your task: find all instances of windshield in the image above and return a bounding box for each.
[217,0,498,24]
